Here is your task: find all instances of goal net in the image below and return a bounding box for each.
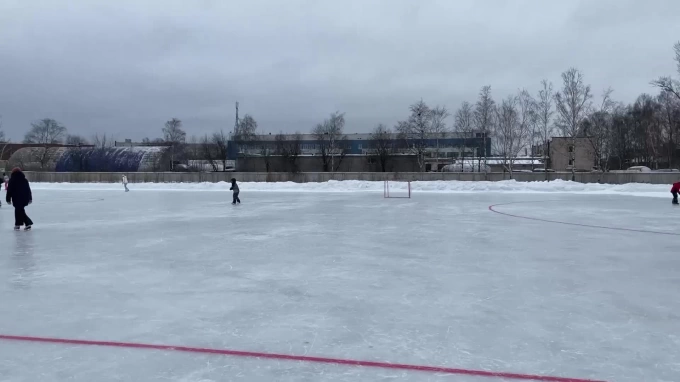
[383,181,411,199]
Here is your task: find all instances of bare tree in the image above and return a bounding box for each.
[0,117,10,168]
[24,118,67,144]
[518,90,539,170]
[22,119,67,170]
[312,112,347,172]
[658,90,680,167]
[0,116,5,143]
[163,118,186,143]
[517,89,537,158]
[395,100,437,172]
[474,86,495,172]
[492,95,531,178]
[162,118,186,170]
[631,94,663,169]
[91,133,115,148]
[66,134,89,146]
[454,102,475,171]
[232,114,258,156]
[369,124,394,172]
[185,135,201,171]
[585,88,616,171]
[211,130,230,171]
[430,106,449,172]
[199,134,219,171]
[275,132,303,173]
[536,80,555,178]
[651,41,680,100]
[554,68,593,180]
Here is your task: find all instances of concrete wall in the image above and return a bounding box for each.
[21,171,680,184]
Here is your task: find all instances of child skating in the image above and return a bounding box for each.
[671,181,680,205]
[122,174,129,192]
[230,178,240,205]
[6,168,33,231]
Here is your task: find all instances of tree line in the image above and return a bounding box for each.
[370,41,680,177]
[2,41,679,175]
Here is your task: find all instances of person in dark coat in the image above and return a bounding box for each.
[230,178,240,205]
[6,168,33,230]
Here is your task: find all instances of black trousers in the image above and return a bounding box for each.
[232,191,240,204]
[14,206,33,227]
[673,191,678,204]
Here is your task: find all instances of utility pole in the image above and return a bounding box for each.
[234,102,239,134]
[233,101,240,159]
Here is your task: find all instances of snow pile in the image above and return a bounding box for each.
[29,179,672,198]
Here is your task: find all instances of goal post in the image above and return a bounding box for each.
[384,180,411,199]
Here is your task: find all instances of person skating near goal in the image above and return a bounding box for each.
[671,181,680,205]
[230,178,240,205]
[6,168,33,231]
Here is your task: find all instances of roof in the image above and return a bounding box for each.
[247,131,484,141]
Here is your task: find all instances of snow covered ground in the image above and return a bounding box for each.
[30,179,674,198]
[0,182,678,381]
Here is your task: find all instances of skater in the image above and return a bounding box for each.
[122,174,129,192]
[671,181,680,205]
[230,178,240,204]
[6,168,33,231]
[1,172,7,207]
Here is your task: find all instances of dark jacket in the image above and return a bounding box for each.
[6,170,32,207]
[230,180,239,193]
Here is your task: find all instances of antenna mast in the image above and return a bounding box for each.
[234,102,239,134]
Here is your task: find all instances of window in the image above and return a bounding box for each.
[568,159,574,166]
[568,145,574,153]
[357,144,362,150]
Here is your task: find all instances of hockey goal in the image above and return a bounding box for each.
[383,180,411,198]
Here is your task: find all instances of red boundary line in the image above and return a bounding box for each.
[488,200,680,236]
[0,334,605,382]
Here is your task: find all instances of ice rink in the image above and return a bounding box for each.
[0,183,678,382]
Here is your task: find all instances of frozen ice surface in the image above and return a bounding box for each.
[0,185,679,381]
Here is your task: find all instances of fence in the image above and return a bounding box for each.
[20,171,680,185]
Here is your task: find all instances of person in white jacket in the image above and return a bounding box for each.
[122,175,129,192]
[1,172,7,207]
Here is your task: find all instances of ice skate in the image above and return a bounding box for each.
[13,226,20,231]
[24,225,32,231]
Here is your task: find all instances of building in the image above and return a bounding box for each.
[115,139,171,147]
[227,132,492,172]
[549,137,596,172]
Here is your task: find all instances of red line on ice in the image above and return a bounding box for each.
[0,334,605,382]
[489,201,680,236]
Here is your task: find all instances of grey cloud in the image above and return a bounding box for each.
[1,0,679,141]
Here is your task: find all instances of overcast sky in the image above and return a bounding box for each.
[1,0,679,141]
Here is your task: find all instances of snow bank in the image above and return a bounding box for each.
[28,179,671,198]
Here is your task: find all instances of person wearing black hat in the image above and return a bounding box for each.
[6,168,33,231]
